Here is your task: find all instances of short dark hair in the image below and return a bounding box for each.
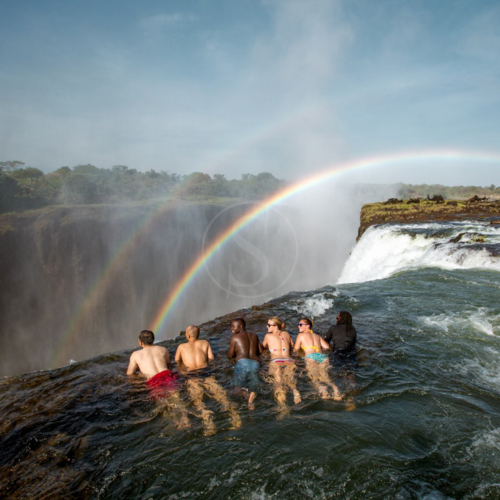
[232,318,246,328]
[139,330,155,345]
[300,317,313,328]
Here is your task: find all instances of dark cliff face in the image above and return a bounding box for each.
[0,201,243,376]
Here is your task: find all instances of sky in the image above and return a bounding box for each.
[1,0,499,185]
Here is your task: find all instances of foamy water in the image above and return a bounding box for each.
[338,221,500,284]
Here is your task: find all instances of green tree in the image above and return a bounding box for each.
[0,160,25,171]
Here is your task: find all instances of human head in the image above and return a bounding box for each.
[139,330,154,346]
[231,318,246,334]
[298,317,313,333]
[336,311,353,327]
[186,325,200,340]
[267,316,285,333]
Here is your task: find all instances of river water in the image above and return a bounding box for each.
[1,220,499,498]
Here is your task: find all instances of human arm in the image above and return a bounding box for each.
[323,326,332,344]
[207,342,215,363]
[262,334,269,350]
[126,352,139,375]
[320,337,330,350]
[227,337,236,359]
[293,334,303,353]
[174,345,183,365]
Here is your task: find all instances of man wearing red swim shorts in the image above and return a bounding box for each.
[127,330,179,398]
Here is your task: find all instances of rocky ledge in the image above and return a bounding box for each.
[358,196,500,240]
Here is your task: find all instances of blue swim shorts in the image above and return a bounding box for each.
[233,358,260,391]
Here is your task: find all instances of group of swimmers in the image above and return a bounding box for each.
[127,312,356,430]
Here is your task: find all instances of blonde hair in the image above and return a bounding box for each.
[268,316,285,331]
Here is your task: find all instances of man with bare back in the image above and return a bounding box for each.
[227,318,262,407]
[127,330,179,398]
[175,325,241,434]
[175,325,214,371]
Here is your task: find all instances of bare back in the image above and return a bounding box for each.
[127,345,171,380]
[263,331,294,359]
[175,339,214,371]
[229,331,262,362]
[295,331,329,355]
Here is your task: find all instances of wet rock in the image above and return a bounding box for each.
[467,195,488,203]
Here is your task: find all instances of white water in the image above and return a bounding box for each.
[283,291,338,319]
[338,222,500,284]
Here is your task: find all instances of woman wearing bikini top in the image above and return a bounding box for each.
[294,317,342,401]
[263,317,294,363]
[263,316,301,410]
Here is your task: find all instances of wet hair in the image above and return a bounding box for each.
[299,317,313,328]
[186,325,200,339]
[336,311,353,334]
[232,318,246,329]
[268,316,285,331]
[139,330,155,345]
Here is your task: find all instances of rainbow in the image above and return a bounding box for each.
[150,149,500,335]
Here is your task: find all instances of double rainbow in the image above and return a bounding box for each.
[53,149,499,366]
[150,149,500,335]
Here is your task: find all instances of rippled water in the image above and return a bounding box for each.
[1,222,500,498]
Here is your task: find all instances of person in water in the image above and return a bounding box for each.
[263,316,301,414]
[227,318,262,409]
[127,330,179,398]
[323,311,357,352]
[175,326,240,434]
[324,311,358,411]
[294,318,342,400]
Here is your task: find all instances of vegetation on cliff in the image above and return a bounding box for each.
[358,197,500,240]
[0,161,285,213]
[396,183,499,200]
[1,159,499,214]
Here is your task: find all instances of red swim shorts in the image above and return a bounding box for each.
[146,370,180,399]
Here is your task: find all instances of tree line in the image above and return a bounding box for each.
[0,161,285,213]
[1,160,498,213]
[396,183,499,200]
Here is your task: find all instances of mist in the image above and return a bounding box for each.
[1,0,499,376]
[0,179,397,377]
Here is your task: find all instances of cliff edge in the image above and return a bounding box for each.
[358,196,500,240]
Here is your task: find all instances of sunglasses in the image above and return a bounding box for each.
[297,323,309,327]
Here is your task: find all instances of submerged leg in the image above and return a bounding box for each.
[282,364,301,404]
[305,360,328,399]
[317,362,342,401]
[204,376,241,430]
[269,362,290,419]
[164,391,191,430]
[186,378,215,436]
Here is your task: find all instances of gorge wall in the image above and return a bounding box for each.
[0,200,250,376]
